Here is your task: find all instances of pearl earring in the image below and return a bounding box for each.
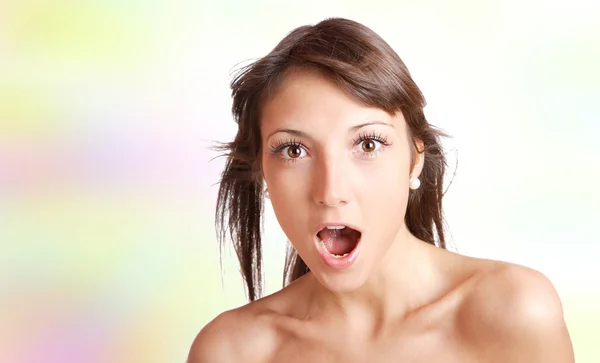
[409,177,421,190]
[264,188,270,199]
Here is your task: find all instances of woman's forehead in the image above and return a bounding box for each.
[260,72,407,134]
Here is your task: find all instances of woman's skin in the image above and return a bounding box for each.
[189,70,574,362]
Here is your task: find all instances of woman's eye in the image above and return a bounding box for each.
[358,139,381,153]
[282,145,307,159]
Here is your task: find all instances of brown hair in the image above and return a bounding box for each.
[215,18,450,302]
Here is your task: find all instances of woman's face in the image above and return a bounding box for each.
[261,70,420,293]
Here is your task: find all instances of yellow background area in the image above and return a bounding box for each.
[1,1,598,362]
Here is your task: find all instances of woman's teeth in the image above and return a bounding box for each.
[326,225,345,230]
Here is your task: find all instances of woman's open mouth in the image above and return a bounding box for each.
[314,224,362,269]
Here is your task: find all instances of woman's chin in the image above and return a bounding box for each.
[312,266,371,294]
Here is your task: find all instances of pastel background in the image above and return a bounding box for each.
[1,1,598,362]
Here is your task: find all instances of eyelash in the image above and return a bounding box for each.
[269,138,307,164]
[269,138,302,152]
[353,132,391,159]
[353,132,391,149]
[269,132,392,164]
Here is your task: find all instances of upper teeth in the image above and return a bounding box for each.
[326,225,345,230]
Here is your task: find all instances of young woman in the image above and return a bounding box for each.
[189,18,574,363]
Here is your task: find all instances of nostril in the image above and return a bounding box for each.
[317,197,348,207]
[314,186,350,207]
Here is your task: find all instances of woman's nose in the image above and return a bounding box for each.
[311,154,351,207]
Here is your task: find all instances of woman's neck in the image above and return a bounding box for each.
[303,228,445,334]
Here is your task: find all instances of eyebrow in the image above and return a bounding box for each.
[266,120,394,141]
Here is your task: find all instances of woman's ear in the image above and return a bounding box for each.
[411,138,425,179]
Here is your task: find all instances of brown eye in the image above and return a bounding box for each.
[361,139,377,153]
[287,146,303,158]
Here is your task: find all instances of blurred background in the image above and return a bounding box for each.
[1,0,598,362]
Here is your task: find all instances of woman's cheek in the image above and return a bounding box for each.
[267,164,309,200]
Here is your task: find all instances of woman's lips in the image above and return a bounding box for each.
[314,227,361,269]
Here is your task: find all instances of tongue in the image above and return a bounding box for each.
[318,228,359,255]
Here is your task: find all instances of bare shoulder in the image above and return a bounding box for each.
[188,278,311,363]
[187,303,279,363]
[457,261,574,362]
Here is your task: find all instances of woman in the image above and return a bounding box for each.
[189,18,574,362]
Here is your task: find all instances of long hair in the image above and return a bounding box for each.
[215,18,450,302]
